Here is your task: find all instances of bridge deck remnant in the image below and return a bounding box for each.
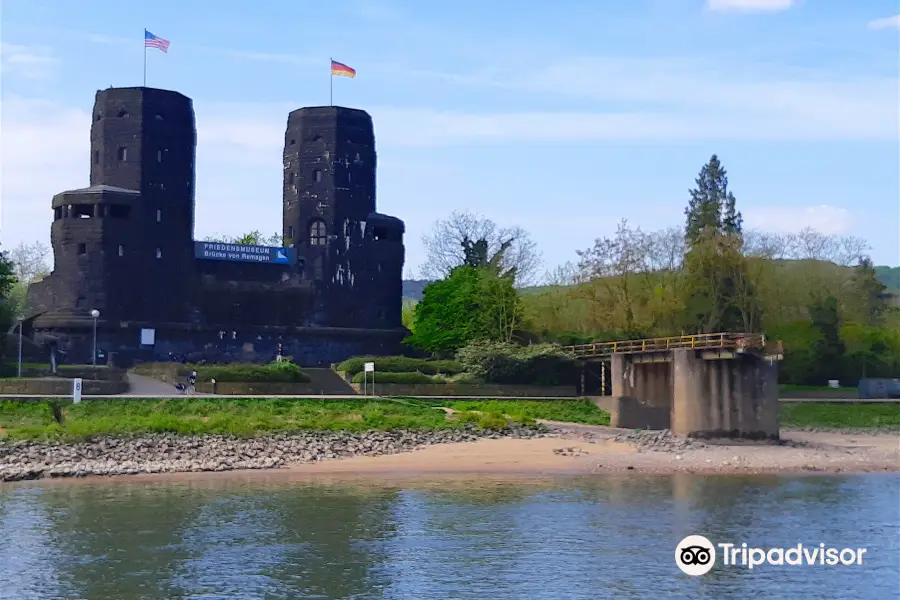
[568,332,781,440]
[565,332,769,360]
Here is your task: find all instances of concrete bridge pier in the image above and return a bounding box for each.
[671,349,779,440]
[602,349,780,440]
[606,354,672,430]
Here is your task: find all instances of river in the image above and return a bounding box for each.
[1,473,897,599]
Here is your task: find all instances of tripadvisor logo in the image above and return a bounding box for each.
[676,535,716,576]
[675,535,868,576]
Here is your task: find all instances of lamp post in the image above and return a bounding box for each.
[90,309,100,366]
[16,315,24,378]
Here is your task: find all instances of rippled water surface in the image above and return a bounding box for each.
[1,473,897,599]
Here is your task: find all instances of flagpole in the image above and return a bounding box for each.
[143,30,147,87]
[329,57,333,106]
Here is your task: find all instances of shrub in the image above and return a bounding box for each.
[337,356,464,377]
[456,340,575,385]
[176,361,310,383]
[349,371,442,384]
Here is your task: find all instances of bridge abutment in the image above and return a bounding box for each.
[607,355,672,430]
[671,349,779,440]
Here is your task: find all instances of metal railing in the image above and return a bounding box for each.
[565,332,767,359]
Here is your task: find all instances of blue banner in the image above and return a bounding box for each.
[194,242,296,265]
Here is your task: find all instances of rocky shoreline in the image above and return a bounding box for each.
[0,426,548,482]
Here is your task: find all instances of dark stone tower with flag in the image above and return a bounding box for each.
[282,106,405,329]
[25,88,407,366]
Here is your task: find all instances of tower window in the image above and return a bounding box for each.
[118,109,129,118]
[288,172,294,185]
[94,113,102,121]
[72,204,92,219]
[288,225,294,239]
[156,248,162,259]
[118,245,124,256]
[54,207,62,220]
[157,150,163,163]
[109,205,131,219]
[156,209,162,222]
[94,150,99,165]
[314,170,322,183]
[309,220,327,246]
[77,243,87,255]
[117,147,128,161]
[290,139,296,145]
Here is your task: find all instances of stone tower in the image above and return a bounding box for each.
[47,87,197,323]
[282,106,405,328]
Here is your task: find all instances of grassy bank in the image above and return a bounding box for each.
[0,398,551,441]
[780,403,900,429]
[779,384,857,393]
[434,399,611,426]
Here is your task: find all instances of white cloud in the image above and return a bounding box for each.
[706,0,794,12]
[0,43,57,79]
[743,205,851,235]
[868,15,900,31]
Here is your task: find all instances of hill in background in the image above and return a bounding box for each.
[402,263,899,301]
[875,266,899,291]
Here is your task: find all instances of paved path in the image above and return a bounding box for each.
[0,394,897,402]
[126,373,183,396]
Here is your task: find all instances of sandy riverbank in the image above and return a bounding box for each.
[279,424,899,476]
[2,423,896,483]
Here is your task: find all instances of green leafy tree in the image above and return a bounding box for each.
[0,249,17,363]
[846,257,889,326]
[407,240,524,354]
[406,266,483,354]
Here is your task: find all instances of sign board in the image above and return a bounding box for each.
[140,328,156,346]
[72,378,83,404]
[827,380,840,388]
[194,242,296,265]
[364,362,375,373]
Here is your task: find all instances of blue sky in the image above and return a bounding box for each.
[2,0,898,276]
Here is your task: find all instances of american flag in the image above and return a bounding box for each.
[144,29,170,53]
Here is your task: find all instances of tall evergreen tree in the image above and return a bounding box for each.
[684,154,743,246]
[681,155,751,333]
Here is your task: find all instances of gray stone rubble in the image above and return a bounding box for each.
[612,429,706,452]
[0,425,547,482]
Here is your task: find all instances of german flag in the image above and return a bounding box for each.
[331,60,356,78]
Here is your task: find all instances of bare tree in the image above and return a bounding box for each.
[576,220,651,279]
[9,242,51,284]
[785,228,870,266]
[743,230,791,260]
[205,231,285,247]
[576,220,653,333]
[541,261,580,287]
[645,227,685,272]
[419,211,542,285]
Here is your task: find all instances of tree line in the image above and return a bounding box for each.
[3,154,897,385]
[408,155,898,386]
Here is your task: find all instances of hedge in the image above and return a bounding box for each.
[337,356,464,377]
[175,362,310,383]
[456,341,576,385]
[349,371,443,384]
